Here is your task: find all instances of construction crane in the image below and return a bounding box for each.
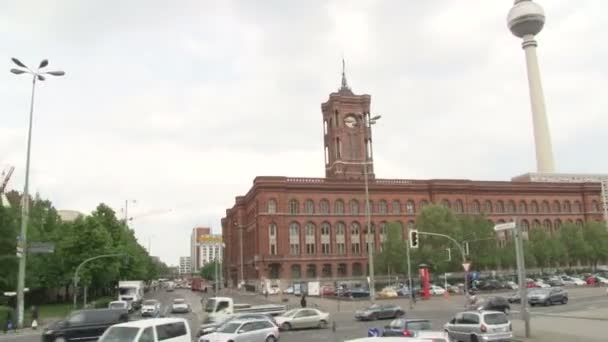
[128,208,173,221]
[1,165,15,208]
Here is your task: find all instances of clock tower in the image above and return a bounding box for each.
[322,63,375,180]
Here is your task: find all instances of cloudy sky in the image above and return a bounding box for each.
[1,0,606,265]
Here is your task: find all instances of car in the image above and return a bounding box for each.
[505,281,518,290]
[274,308,330,331]
[474,296,511,314]
[42,308,129,342]
[561,276,585,286]
[445,311,512,342]
[507,292,521,304]
[321,285,335,296]
[596,275,608,285]
[547,278,565,287]
[262,285,281,295]
[377,287,398,298]
[344,288,370,298]
[534,279,551,288]
[412,330,449,342]
[171,298,190,313]
[430,285,446,295]
[354,304,404,321]
[479,280,504,291]
[528,287,568,306]
[381,318,432,337]
[283,286,294,295]
[141,299,162,317]
[198,313,277,336]
[99,318,191,342]
[199,318,279,342]
[108,300,129,311]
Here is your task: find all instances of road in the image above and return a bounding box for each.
[2,286,607,342]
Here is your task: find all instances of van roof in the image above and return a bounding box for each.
[111,318,189,328]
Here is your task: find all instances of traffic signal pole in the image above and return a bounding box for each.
[406,241,413,309]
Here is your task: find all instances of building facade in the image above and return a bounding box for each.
[190,227,210,272]
[221,75,605,287]
[179,256,191,275]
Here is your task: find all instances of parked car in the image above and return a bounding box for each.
[479,280,504,291]
[199,318,279,342]
[412,330,449,342]
[198,313,277,336]
[100,318,190,342]
[283,286,294,294]
[171,298,190,313]
[595,275,608,285]
[108,301,129,311]
[561,276,585,286]
[377,287,398,298]
[42,308,129,342]
[381,318,432,337]
[354,304,404,321]
[533,279,550,288]
[321,285,335,296]
[262,285,281,295]
[275,308,330,331]
[505,281,518,290]
[473,296,511,314]
[141,299,162,317]
[547,278,565,287]
[507,292,521,304]
[344,288,370,298]
[528,287,568,306]
[430,285,446,295]
[444,311,512,342]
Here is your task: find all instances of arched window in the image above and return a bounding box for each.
[531,201,539,213]
[350,222,361,254]
[592,200,600,212]
[543,219,552,234]
[507,200,516,213]
[321,222,331,255]
[305,200,315,214]
[576,219,584,227]
[552,200,561,213]
[335,199,344,215]
[289,222,300,255]
[541,201,550,213]
[392,200,401,214]
[267,199,277,214]
[495,201,505,213]
[454,199,464,213]
[484,200,493,213]
[420,200,429,209]
[532,219,541,229]
[554,219,562,231]
[336,222,346,255]
[566,219,574,224]
[366,200,374,214]
[519,201,528,213]
[291,264,301,279]
[288,199,299,214]
[471,200,481,214]
[406,200,416,214]
[306,264,317,278]
[305,222,316,255]
[350,199,359,215]
[268,223,277,255]
[442,199,451,209]
[319,199,330,214]
[520,219,530,233]
[573,201,582,213]
[563,201,572,213]
[352,263,363,276]
[378,200,388,214]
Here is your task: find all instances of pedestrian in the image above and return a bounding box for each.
[31,306,39,330]
[300,294,307,308]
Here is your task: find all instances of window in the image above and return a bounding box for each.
[576,219,584,227]
[335,199,344,214]
[365,223,375,253]
[305,223,316,255]
[484,200,493,213]
[319,199,330,214]
[338,263,347,277]
[288,199,299,214]
[351,222,361,254]
[532,219,541,229]
[442,199,451,209]
[305,200,315,214]
[138,327,154,342]
[531,201,539,213]
[324,146,329,165]
[507,200,516,213]
[352,263,363,276]
[378,200,388,214]
[392,200,401,214]
[321,222,331,255]
[336,138,342,159]
[420,200,429,209]
[553,200,561,213]
[406,200,415,214]
[156,322,187,341]
[554,219,562,231]
[336,222,346,255]
[521,220,530,233]
[541,201,550,213]
[269,223,277,256]
[543,219,552,234]
[322,264,332,278]
[471,200,480,214]
[519,201,528,213]
[563,201,572,213]
[454,199,464,213]
[267,199,277,214]
[495,201,504,213]
[291,264,301,279]
[306,264,316,278]
[573,201,582,213]
[366,200,374,214]
[592,200,600,212]
[350,199,359,215]
[289,222,300,255]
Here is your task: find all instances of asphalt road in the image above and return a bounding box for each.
[2,286,607,342]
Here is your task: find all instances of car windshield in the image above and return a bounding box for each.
[367,304,380,310]
[174,299,185,304]
[204,299,216,313]
[282,309,298,317]
[99,327,140,342]
[407,321,432,331]
[143,300,157,306]
[217,322,241,333]
[484,313,508,325]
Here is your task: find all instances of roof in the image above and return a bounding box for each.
[112,317,189,328]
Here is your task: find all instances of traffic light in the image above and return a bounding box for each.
[409,229,419,248]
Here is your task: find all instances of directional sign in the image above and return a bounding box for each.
[494,222,516,232]
[28,242,55,254]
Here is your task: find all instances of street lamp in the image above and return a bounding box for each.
[234,221,244,288]
[10,57,64,328]
[359,113,381,299]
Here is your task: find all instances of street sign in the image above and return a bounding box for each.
[462,262,471,272]
[494,222,516,231]
[28,242,55,254]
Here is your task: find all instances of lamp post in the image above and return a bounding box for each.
[360,113,381,299]
[508,0,555,173]
[234,222,244,288]
[10,58,64,328]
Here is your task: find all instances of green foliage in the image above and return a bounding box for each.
[200,261,219,280]
[559,224,587,267]
[375,222,408,274]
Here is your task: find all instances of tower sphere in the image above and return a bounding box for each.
[508,0,545,38]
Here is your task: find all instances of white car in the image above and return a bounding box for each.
[275,308,330,330]
[534,280,551,288]
[596,276,608,285]
[430,285,446,295]
[141,299,161,317]
[199,319,279,342]
[171,298,190,313]
[99,318,191,342]
[561,276,586,286]
[505,281,519,290]
[108,300,130,311]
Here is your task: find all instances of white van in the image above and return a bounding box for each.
[98,318,191,342]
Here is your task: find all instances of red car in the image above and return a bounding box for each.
[321,285,335,296]
[527,281,539,288]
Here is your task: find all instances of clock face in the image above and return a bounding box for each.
[344,115,357,128]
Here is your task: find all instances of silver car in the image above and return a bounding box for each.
[444,311,512,342]
[199,319,279,342]
[274,308,330,331]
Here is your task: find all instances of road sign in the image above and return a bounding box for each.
[494,222,516,231]
[462,262,471,272]
[28,242,55,254]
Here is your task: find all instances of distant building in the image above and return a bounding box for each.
[57,210,84,222]
[191,227,223,272]
[179,256,191,275]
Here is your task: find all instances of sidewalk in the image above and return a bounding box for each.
[511,316,606,342]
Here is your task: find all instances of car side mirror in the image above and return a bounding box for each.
[450,318,456,324]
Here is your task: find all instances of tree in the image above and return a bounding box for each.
[529,228,551,271]
[200,261,219,280]
[374,222,407,275]
[582,221,608,270]
[559,224,587,268]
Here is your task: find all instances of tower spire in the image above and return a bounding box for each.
[339,58,353,94]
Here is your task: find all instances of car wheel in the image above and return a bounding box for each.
[562,297,568,304]
[318,320,328,329]
[281,322,291,331]
[544,299,551,306]
[265,336,276,342]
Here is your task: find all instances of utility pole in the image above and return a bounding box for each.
[406,241,413,310]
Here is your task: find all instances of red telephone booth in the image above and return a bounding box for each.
[419,264,431,300]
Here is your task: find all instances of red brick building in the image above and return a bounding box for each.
[221,75,604,286]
